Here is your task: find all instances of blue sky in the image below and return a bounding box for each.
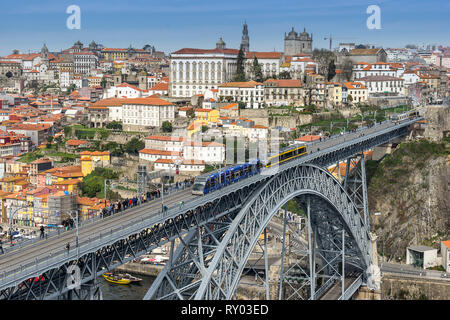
[0,0,448,56]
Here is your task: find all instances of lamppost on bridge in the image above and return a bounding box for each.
[103,179,118,218]
[7,205,29,247]
[66,209,80,259]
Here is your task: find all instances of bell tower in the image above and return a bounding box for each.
[240,22,250,53]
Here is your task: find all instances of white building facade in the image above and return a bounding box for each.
[169,42,239,98]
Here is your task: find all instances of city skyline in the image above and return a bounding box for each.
[0,0,449,56]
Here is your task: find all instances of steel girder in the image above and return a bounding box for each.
[147,164,371,300]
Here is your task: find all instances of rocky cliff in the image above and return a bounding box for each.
[367,138,449,262]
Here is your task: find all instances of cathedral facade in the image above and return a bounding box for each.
[284,27,313,56]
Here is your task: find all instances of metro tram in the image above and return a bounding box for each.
[192,144,308,195]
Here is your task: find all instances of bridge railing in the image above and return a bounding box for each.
[2,183,192,256]
[313,275,338,299]
[340,274,363,300]
[307,119,394,149]
[0,182,225,288]
[0,207,167,287]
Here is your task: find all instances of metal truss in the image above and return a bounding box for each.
[147,164,372,300]
[343,154,370,228]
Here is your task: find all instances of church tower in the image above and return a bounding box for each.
[284,27,313,56]
[240,22,250,53]
[41,43,49,66]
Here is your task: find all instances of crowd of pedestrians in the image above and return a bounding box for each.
[100,179,194,218]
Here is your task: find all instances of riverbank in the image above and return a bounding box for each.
[114,261,164,277]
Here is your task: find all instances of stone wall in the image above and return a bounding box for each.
[239,109,269,127]
[424,105,450,142]
[381,274,450,300]
[269,114,313,128]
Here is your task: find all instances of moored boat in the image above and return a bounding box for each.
[122,273,142,283]
[102,272,131,285]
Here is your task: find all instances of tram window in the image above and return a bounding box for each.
[205,181,211,189]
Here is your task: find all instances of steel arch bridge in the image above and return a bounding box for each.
[145,163,372,300]
[0,118,420,300]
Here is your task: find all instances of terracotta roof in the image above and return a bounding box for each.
[145,135,185,142]
[343,82,367,89]
[220,103,238,110]
[53,179,81,185]
[172,48,239,55]
[116,82,142,91]
[154,158,175,164]
[358,75,404,81]
[9,123,51,131]
[218,80,263,88]
[138,149,182,156]
[350,48,382,55]
[90,97,172,108]
[148,82,169,91]
[245,52,282,59]
[66,139,88,146]
[181,160,205,165]
[296,134,321,142]
[184,141,224,147]
[264,79,302,87]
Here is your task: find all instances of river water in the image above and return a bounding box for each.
[98,274,156,300]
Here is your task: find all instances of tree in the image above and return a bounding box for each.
[234,48,246,82]
[327,60,336,81]
[64,126,72,137]
[342,59,353,81]
[161,121,173,133]
[106,121,122,130]
[278,71,291,79]
[251,57,263,82]
[124,137,144,154]
[201,125,208,133]
[101,77,107,89]
[66,84,76,94]
[81,167,120,198]
[312,49,336,77]
[347,94,353,103]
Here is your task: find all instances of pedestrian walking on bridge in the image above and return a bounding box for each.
[40,225,45,239]
[66,242,70,255]
[0,239,4,254]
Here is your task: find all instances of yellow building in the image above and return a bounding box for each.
[5,192,31,227]
[101,48,149,61]
[187,121,208,138]
[80,151,111,176]
[53,179,81,193]
[0,176,27,193]
[0,190,11,224]
[194,108,220,124]
[326,82,342,105]
[88,76,102,88]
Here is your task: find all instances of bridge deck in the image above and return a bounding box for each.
[319,276,359,300]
